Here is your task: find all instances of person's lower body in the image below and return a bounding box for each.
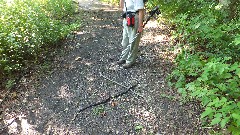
[118,14,141,69]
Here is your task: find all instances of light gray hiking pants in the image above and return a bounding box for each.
[120,13,141,64]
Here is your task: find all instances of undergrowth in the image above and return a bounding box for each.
[0,0,81,89]
[155,0,240,134]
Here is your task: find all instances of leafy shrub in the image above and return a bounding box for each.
[0,0,80,84]
[154,0,240,133]
[171,55,240,134]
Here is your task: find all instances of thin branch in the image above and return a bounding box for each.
[71,73,137,121]
[99,72,129,89]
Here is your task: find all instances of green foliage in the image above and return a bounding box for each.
[42,0,78,19]
[134,125,143,132]
[171,55,240,133]
[0,0,80,85]
[92,105,105,116]
[160,0,240,133]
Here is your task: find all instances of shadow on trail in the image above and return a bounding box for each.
[1,2,207,135]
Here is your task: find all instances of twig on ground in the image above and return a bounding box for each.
[71,73,137,121]
[100,73,147,100]
[99,72,129,89]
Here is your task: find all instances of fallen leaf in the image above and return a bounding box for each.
[12,92,17,98]
[75,57,81,61]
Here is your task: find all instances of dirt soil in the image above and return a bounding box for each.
[0,0,209,134]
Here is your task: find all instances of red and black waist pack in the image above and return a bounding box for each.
[126,12,135,27]
[126,13,135,27]
[121,12,136,27]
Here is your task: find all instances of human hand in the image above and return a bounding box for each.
[137,25,144,33]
